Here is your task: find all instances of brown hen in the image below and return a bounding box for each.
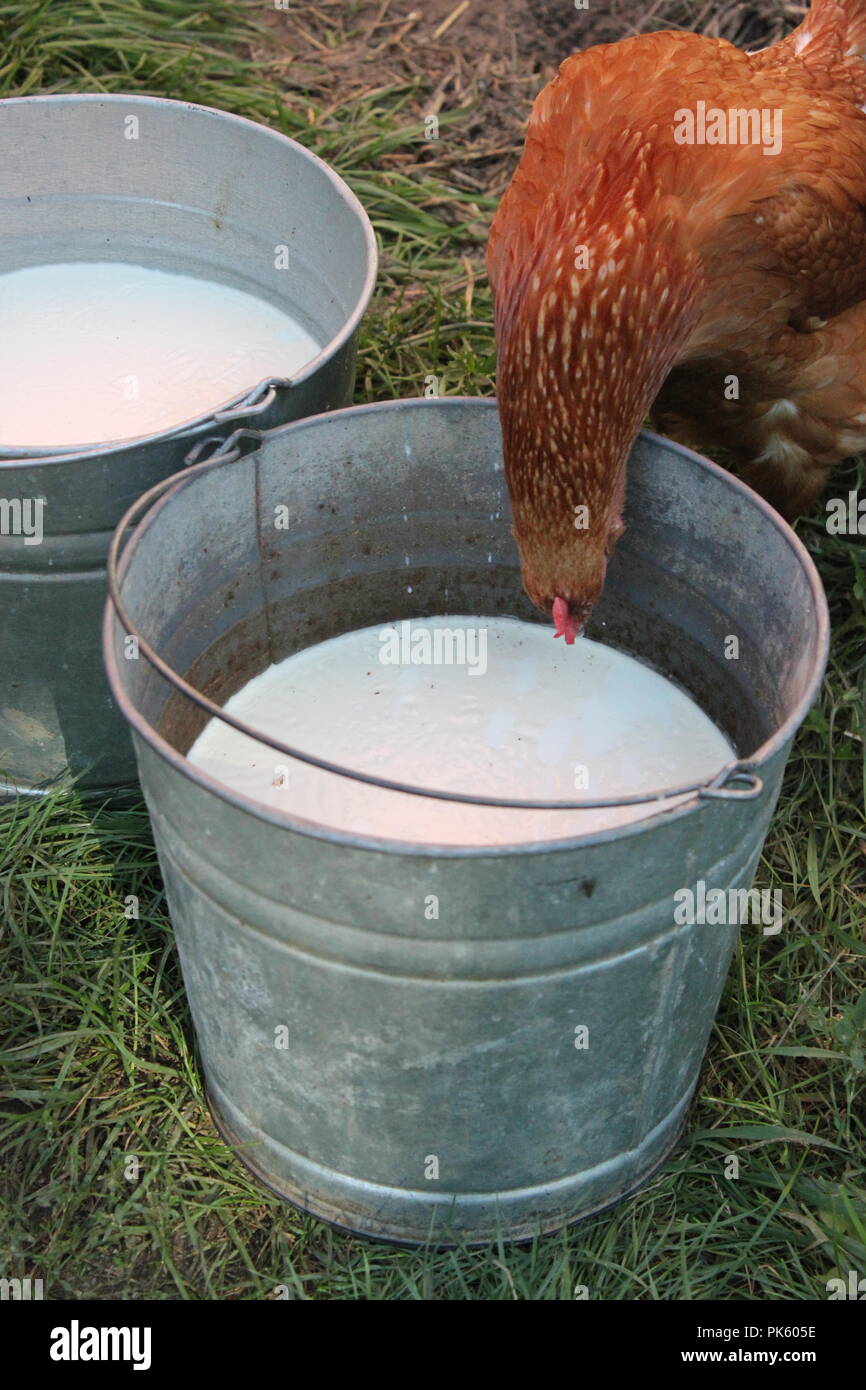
[488,0,866,642]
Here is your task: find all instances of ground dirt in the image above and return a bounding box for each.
[260,1,802,195]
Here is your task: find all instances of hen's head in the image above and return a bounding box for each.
[516,512,625,645]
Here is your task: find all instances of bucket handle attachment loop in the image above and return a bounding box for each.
[107,473,768,813]
[184,428,264,468]
[182,376,290,466]
[212,380,281,424]
[698,766,764,801]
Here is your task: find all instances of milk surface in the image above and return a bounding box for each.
[188,616,734,846]
[0,261,321,447]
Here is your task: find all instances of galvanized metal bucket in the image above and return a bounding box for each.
[103,398,829,1245]
[0,93,377,797]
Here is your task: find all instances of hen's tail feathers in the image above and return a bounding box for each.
[800,0,866,57]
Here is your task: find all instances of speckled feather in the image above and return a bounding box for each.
[488,0,866,625]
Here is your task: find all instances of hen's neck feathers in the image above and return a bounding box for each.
[494,154,703,538]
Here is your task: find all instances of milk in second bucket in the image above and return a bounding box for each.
[187,616,734,846]
[0,261,321,448]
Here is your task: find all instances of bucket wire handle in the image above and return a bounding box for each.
[107,462,766,811]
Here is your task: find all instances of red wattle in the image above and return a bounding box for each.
[553,596,578,645]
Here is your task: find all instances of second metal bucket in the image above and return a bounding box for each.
[0,93,376,798]
[104,398,828,1244]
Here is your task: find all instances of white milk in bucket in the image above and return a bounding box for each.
[0,261,322,448]
[188,615,735,845]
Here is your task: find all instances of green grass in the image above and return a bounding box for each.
[1,0,865,1300]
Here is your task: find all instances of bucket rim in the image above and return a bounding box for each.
[102,396,831,856]
[0,91,378,465]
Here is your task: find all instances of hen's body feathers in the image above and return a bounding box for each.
[488,1,866,628]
